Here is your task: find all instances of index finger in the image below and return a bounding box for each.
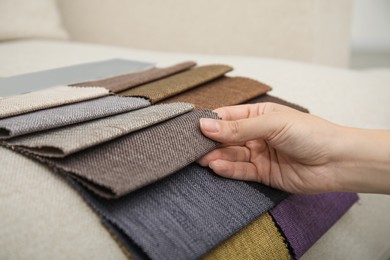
[213,102,291,121]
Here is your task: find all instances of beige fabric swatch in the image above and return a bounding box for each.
[0,86,110,119]
[120,64,232,103]
[6,103,194,158]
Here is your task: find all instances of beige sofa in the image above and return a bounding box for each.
[1,0,390,259]
[58,0,353,67]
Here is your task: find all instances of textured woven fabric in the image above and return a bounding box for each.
[162,76,271,109]
[203,213,290,260]
[0,96,150,139]
[72,164,287,260]
[16,110,219,198]
[0,86,109,119]
[270,192,359,259]
[6,103,194,157]
[72,61,196,93]
[120,64,232,103]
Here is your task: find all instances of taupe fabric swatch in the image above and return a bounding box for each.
[120,64,233,103]
[13,110,219,198]
[162,76,272,109]
[0,96,150,139]
[6,103,194,158]
[72,61,196,93]
[0,86,110,119]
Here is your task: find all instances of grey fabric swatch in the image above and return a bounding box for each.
[0,96,150,139]
[72,164,283,260]
[0,86,110,119]
[0,59,153,97]
[6,103,194,157]
[16,110,219,198]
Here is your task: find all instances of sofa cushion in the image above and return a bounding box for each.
[0,0,68,41]
[0,146,126,260]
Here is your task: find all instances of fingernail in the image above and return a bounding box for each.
[200,118,219,133]
[209,160,221,169]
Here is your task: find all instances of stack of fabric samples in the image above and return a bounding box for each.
[0,61,358,259]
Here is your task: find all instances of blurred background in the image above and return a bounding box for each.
[55,0,389,69]
[1,0,389,69]
[350,0,390,69]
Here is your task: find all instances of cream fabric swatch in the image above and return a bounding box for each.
[0,146,126,260]
[6,103,194,157]
[0,86,110,119]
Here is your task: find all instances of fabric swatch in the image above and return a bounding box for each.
[6,103,194,157]
[12,110,219,198]
[120,64,232,103]
[0,86,110,119]
[270,192,359,259]
[71,164,287,260]
[203,213,290,260]
[0,96,150,139]
[162,76,271,109]
[72,61,196,93]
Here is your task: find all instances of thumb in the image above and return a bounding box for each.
[199,114,287,144]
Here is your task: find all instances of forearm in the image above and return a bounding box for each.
[334,127,390,194]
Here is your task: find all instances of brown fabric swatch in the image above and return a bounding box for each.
[14,110,219,198]
[71,61,196,93]
[161,76,271,109]
[119,64,233,103]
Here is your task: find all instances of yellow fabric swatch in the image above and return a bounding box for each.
[203,213,290,260]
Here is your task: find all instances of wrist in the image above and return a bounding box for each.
[333,127,390,194]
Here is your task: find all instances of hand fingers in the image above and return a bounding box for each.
[200,112,291,144]
[208,160,260,183]
[213,102,293,121]
[197,146,251,167]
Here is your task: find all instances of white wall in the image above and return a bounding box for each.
[351,0,390,51]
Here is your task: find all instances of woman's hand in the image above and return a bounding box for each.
[198,103,390,194]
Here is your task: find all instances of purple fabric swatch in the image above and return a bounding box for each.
[270,192,359,259]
